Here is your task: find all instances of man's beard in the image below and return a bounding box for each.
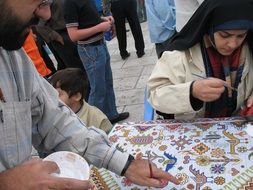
[0,5,39,50]
[0,29,30,50]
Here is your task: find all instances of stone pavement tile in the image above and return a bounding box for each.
[110,49,120,57]
[151,48,157,57]
[112,66,143,79]
[136,75,150,89]
[145,43,155,51]
[142,64,156,75]
[109,45,155,60]
[116,106,124,113]
[122,104,144,123]
[111,61,125,70]
[112,104,143,124]
[123,55,157,68]
[115,88,145,107]
[107,41,118,49]
[110,53,123,63]
[142,46,157,57]
[106,21,156,122]
[113,76,139,91]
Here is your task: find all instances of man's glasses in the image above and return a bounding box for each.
[39,0,53,8]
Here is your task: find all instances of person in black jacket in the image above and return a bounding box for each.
[110,0,145,59]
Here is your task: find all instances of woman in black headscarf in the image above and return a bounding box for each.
[148,0,253,119]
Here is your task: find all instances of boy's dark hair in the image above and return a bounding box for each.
[49,68,89,102]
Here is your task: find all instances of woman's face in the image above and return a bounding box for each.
[214,30,248,55]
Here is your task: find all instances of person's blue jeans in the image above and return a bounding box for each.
[77,43,119,120]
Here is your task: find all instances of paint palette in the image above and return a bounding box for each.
[44,151,90,180]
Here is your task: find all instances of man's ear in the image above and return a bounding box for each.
[72,92,82,102]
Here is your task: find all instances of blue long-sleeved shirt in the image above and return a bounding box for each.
[145,0,176,43]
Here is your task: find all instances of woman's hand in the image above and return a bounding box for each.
[246,96,253,108]
[192,78,225,102]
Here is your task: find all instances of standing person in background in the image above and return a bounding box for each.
[36,0,90,100]
[145,0,176,58]
[174,0,204,32]
[32,26,58,74]
[23,1,53,78]
[110,0,145,60]
[37,0,85,71]
[23,30,52,77]
[136,0,146,23]
[63,0,129,124]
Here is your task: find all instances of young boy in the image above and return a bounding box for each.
[49,68,113,133]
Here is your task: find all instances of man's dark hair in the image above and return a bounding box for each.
[49,68,89,102]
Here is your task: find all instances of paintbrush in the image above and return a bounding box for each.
[148,154,153,178]
[192,73,238,92]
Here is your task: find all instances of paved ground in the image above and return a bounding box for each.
[107,21,157,123]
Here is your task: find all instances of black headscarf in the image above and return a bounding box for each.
[166,0,253,51]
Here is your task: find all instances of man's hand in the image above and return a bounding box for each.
[0,158,93,190]
[124,159,180,188]
[240,96,253,116]
[192,78,225,102]
[101,16,114,25]
[98,21,112,32]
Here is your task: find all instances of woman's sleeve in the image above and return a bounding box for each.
[147,50,196,114]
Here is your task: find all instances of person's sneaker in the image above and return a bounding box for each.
[137,51,145,58]
[121,52,130,60]
[110,112,129,124]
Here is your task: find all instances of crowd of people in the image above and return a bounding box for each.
[0,0,253,189]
